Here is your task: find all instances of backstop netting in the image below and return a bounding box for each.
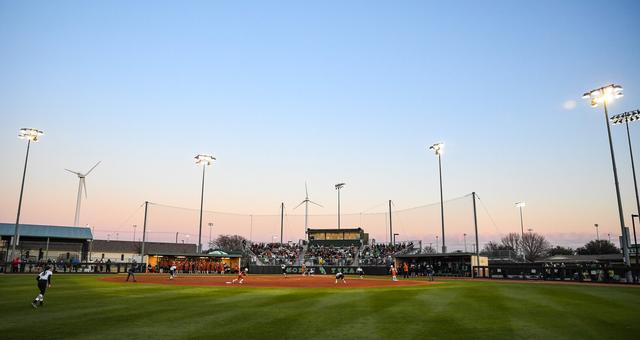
[93,193,502,252]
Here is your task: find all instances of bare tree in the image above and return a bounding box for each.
[210,235,247,252]
[521,232,551,262]
[422,245,436,254]
[500,233,521,255]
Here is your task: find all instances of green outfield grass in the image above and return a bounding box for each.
[0,275,638,339]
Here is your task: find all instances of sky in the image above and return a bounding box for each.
[1,0,640,249]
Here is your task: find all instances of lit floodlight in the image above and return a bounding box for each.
[515,201,526,208]
[583,84,623,108]
[18,128,44,142]
[429,142,444,155]
[335,183,346,190]
[194,154,215,166]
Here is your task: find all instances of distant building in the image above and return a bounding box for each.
[90,240,197,263]
[0,223,92,262]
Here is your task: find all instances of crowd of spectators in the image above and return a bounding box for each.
[156,259,232,274]
[304,245,358,266]
[359,242,414,265]
[250,242,303,265]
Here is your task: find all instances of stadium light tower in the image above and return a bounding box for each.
[195,154,216,253]
[515,202,526,260]
[335,183,346,229]
[611,109,640,266]
[9,128,44,268]
[582,84,632,281]
[595,223,599,241]
[429,142,446,253]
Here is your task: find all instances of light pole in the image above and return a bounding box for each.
[583,84,631,281]
[195,154,215,253]
[435,235,439,254]
[8,128,44,268]
[464,233,467,252]
[595,223,599,241]
[632,215,639,280]
[612,109,640,273]
[208,222,214,248]
[393,233,399,246]
[335,183,346,229]
[515,202,526,259]
[133,224,137,242]
[429,143,446,253]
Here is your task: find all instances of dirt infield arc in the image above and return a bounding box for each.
[101,274,440,288]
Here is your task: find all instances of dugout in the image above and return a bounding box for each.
[307,228,368,247]
[146,250,241,273]
[394,252,489,277]
[1,223,93,267]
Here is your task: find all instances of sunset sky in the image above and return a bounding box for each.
[1,1,639,249]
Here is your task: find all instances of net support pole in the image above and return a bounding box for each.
[389,200,393,246]
[472,192,480,278]
[280,202,284,244]
[141,201,148,267]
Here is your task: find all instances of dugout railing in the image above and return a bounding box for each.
[2,261,143,274]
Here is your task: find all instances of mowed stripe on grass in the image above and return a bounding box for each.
[0,275,639,339]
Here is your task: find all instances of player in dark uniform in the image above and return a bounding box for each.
[126,262,137,282]
[32,265,53,308]
[335,271,347,284]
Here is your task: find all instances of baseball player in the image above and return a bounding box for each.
[32,266,53,308]
[390,265,398,281]
[335,271,347,284]
[169,263,177,280]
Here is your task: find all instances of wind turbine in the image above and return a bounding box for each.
[294,182,322,234]
[66,161,101,226]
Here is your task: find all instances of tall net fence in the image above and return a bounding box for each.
[93,193,504,252]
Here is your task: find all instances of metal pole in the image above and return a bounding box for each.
[10,139,31,268]
[595,224,599,241]
[175,232,178,244]
[141,201,148,265]
[389,200,393,246]
[464,234,467,252]
[133,225,136,242]
[625,120,640,278]
[45,237,50,260]
[438,153,446,253]
[519,205,524,260]
[198,165,206,253]
[603,102,632,281]
[633,215,639,281]
[250,215,253,241]
[337,188,341,229]
[280,202,284,244]
[472,192,480,277]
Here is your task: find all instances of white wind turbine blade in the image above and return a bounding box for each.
[65,169,82,176]
[294,200,306,210]
[84,161,101,176]
[309,200,323,208]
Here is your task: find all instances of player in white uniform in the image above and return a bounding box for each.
[281,264,287,278]
[356,267,364,279]
[32,266,53,308]
[169,264,177,280]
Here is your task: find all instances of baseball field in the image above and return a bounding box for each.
[1,274,639,339]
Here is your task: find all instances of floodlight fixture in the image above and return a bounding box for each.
[18,128,44,142]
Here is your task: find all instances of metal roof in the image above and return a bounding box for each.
[0,223,93,240]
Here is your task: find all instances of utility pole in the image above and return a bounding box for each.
[389,200,393,246]
[280,202,284,244]
[472,192,480,278]
[141,201,148,266]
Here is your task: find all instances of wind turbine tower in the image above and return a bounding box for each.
[66,161,101,226]
[294,182,323,234]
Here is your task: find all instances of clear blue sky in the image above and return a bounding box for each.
[1,1,639,247]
